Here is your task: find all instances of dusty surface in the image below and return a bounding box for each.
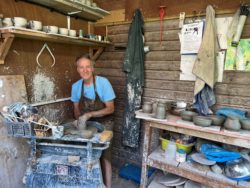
[112,168,139,188]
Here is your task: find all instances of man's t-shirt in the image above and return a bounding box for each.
[71,76,116,103]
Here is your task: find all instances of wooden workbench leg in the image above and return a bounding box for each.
[140,123,152,188]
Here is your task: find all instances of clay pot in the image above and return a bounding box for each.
[152,101,158,114]
[224,116,241,131]
[180,111,197,121]
[155,102,166,119]
[193,116,212,127]
[208,115,225,126]
[240,119,250,130]
[142,102,152,113]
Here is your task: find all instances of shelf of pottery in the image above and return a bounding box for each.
[136,109,250,188]
[22,0,110,21]
[0,16,111,64]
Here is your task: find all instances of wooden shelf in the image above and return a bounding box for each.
[138,111,250,188]
[136,111,250,149]
[21,0,110,21]
[147,147,247,188]
[0,28,111,64]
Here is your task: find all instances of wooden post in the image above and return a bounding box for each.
[140,123,152,188]
[0,34,14,64]
[89,47,104,61]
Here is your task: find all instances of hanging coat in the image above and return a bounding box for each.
[122,9,145,148]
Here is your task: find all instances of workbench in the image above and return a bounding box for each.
[135,110,250,188]
[24,130,109,188]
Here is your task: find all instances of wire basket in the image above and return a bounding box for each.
[3,119,33,138]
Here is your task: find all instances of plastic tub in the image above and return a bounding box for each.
[160,137,195,153]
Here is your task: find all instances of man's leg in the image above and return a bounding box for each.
[101,157,112,188]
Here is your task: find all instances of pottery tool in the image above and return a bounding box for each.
[159,6,166,44]
[36,43,55,67]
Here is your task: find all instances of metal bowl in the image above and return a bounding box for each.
[225,158,250,180]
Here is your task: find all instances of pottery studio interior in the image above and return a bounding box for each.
[1,0,250,188]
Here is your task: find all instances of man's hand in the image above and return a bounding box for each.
[77,113,92,130]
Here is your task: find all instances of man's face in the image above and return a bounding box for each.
[77,58,94,81]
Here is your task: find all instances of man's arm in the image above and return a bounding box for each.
[73,102,81,119]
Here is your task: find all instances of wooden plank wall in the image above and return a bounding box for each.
[125,0,250,20]
[96,0,250,21]
[95,16,250,166]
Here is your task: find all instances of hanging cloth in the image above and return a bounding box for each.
[192,5,218,115]
[122,9,145,148]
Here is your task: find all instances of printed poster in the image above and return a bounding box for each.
[180,21,204,54]
[224,39,250,71]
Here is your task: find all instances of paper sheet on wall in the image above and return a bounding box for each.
[180,21,204,54]
[180,55,197,81]
[179,17,232,81]
[215,17,233,49]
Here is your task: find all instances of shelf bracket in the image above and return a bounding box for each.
[0,33,15,64]
[89,47,104,61]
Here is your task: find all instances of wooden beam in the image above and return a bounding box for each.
[89,47,104,61]
[0,33,14,64]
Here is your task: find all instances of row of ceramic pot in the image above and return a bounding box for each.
[180,110,250,131]
[142,101,167,119]
[0,17,78,36]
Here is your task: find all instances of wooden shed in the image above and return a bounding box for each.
[1,0,250,188]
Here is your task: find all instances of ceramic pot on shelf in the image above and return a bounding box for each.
[155,102,166,119]
[142,102,152,114]
[224,116,241,131]
[152,101,158,114]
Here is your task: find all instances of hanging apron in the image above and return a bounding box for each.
[79,76,114,159]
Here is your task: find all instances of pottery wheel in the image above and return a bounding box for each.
[64,123,98,139]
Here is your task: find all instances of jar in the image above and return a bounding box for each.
[165,141,176,161]
[152,101,158,114]
[176,149,186,163]
[224,116,241,131]
[155,102,166,119]
[142,102,152,113]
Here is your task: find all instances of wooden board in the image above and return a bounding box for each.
[0,75,27,110]
[22,0,110,21]
[125,0,250,21]
[136,114,250,149]
[96,9,125,25]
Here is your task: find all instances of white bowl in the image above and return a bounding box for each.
[176,101,187,108]
[69,29,76,37]
[13,17,27,27]
[59,28,69,35]
[43,25,58,34]
[28,20,42,31]
[2,17,13,27]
